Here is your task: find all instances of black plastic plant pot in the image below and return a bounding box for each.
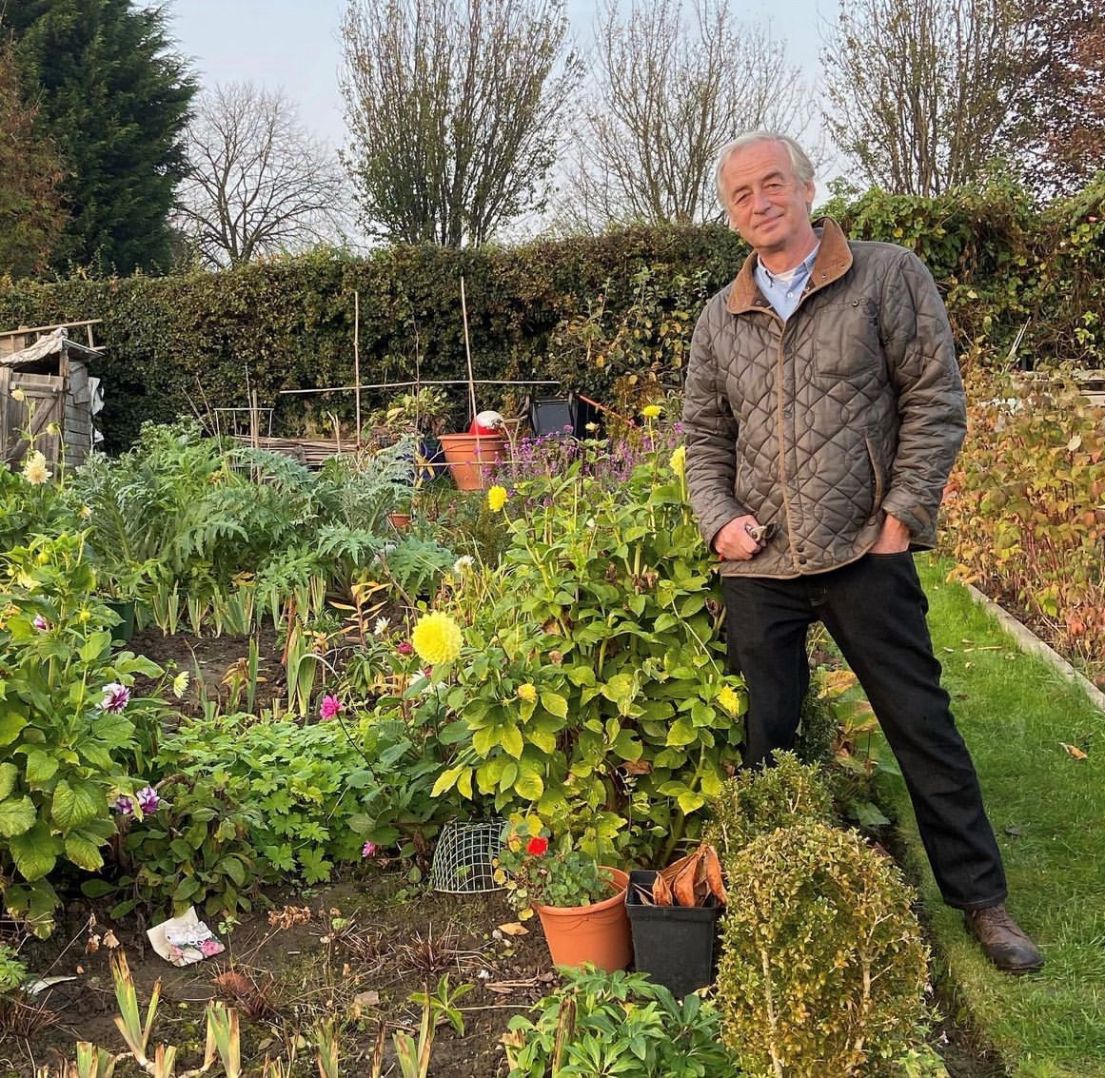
[626,869,723,998]
[105,599,135,644]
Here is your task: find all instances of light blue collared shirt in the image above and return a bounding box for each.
[754,242,820,321]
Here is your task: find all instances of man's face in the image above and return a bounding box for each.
[720,140,816,261]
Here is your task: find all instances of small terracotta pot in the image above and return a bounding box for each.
[535,867,632,972]
[438,433,506,491]
[387,511,412,530]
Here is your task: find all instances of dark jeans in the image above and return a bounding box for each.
[721,552,1007,910]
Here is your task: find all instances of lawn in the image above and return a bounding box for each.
[884,556,1105,1078]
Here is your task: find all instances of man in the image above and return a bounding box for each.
[682,131,1043,973]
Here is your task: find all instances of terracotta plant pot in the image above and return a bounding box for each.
[535,867,632,972]
[438,433,506,491]
[387,511,412,530]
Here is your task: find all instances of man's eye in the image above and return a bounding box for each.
[765,183,783,192]
[734,193,749,205]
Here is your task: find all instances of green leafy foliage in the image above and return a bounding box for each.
[493,824,613,915]
[64,421,451,636]
[503,965,738,1078]
[0,943,28,994]
[98,775,263,921]
[716,822,930,1077]
[104,708,457,919]
[434,449,747,861]
[702,751,835,860]
[0,533,163,935]
[0,465,71,552]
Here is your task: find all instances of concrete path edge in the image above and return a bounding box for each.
[964,582,1105,713]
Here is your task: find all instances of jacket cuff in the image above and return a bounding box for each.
[699,499,747,552]
[880,489,932,538]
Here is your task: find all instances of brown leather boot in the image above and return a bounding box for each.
[965,904,1044,973]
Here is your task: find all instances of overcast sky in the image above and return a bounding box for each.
[167,0,842,224]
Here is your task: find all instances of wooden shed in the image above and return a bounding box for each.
[0,320,102,472]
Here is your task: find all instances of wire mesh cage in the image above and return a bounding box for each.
[429,819,506,894]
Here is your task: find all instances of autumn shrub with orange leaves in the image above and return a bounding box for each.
[942,367,1105,678]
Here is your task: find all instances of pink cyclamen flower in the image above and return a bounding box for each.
[113,795,134,815]
[362,841,379,858]
[32,614,49,632]
[396,640,414,656]
[319,694,342,721]
[199,938,223,957]
[99,682,130,713]
[135,786,160,814]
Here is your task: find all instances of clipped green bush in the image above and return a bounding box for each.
[793,687,840,769]
[702,751,833,860]
[716,822,930,1077]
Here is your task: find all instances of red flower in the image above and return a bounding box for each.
[397,640,414,656]
[526,836,549,856]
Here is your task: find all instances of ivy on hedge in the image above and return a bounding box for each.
[1,179,1103,451]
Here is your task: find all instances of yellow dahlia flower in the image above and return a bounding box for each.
[486,485,508,512]
[717,685,743,717]
[641,404,662,419]
[411,611,464,665]
[517,683,537,703]
[21,451,51,486]
[670,444,686,478]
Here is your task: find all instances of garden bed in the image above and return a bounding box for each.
[9,873,551,1077]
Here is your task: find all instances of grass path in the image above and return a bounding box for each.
[880,557,1105,1077]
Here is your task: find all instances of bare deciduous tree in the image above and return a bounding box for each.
[1014,0,1105,196]
[823,0,1029,196]
[339,0,579,246]
[557,0,815,230]
[177,83,349,268]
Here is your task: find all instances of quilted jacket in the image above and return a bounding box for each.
[682,217,966,578]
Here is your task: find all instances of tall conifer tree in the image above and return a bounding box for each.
[0,39,68,277]
[6,0,196,274]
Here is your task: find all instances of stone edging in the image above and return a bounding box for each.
[964,583,1105,712]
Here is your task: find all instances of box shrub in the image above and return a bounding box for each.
[716,822,929,1077]
[702,751,834,859]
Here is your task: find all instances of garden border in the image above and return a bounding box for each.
[963,583,1105,712]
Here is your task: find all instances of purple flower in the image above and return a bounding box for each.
[113,795,134,816]
[135,785,160,814]
[319,693,342,721]
[396,640,414,656]
[32,614,50,632]
[362,841,379,858]
[99,683,130,713]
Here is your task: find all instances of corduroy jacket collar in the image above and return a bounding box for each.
[726,216,854,315]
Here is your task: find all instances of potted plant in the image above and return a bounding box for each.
[494,825,632,972]
[626,843,728,998]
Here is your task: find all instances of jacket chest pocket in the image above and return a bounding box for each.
[812,298,883,379]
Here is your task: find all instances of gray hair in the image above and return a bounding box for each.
[715,132,815,207]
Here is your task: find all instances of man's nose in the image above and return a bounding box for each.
[751,189,772,213]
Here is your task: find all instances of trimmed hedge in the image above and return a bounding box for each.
[1,179,1103,451]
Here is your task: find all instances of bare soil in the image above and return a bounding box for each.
[128,621,287,718]
[2,872,552,1077]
